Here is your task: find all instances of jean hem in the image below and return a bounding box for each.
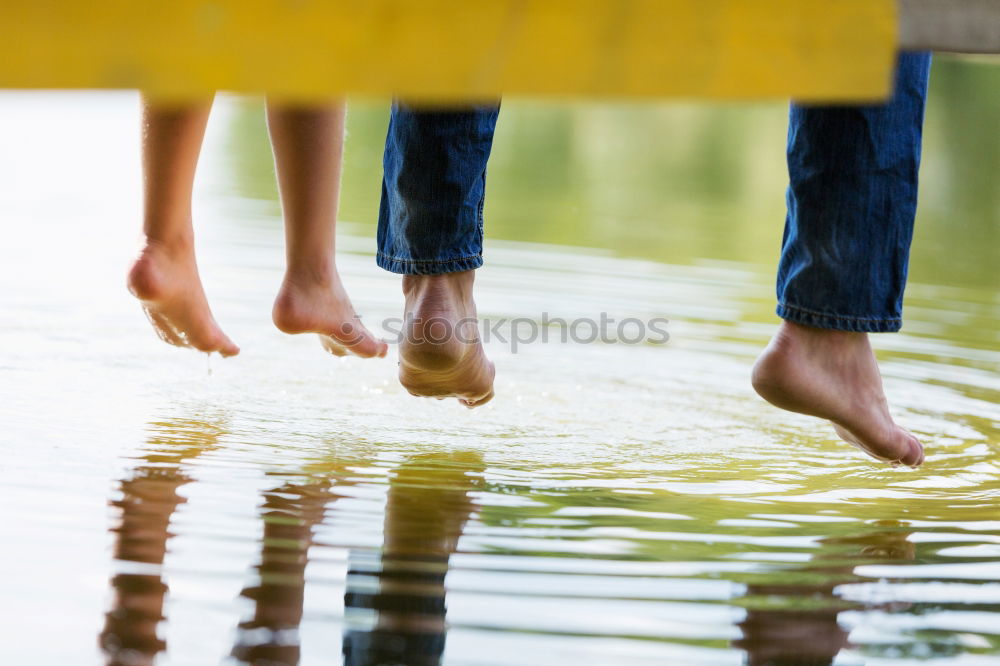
[776,303,902,333]
[376,252,484,275]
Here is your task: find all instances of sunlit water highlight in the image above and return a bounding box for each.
[1,85,999,665]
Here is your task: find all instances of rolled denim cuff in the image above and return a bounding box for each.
[776,302,903,333]
[375,252,484,275]
[377,103,498,277]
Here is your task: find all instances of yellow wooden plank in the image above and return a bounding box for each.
[0,0,896,101]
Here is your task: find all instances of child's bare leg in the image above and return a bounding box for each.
[127,96,240,357]
[267,101,387,358]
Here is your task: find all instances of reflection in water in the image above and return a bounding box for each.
[100,418,227,666]
[105,423,483,666]
[81,411,1000,665]
[228,452,484,666]
[736,528,915,666]
[343,453,483,666]
[231,478,336,665]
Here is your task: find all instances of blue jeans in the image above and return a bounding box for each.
[776,53,932,332]
[377,103,500,275]
[377,57,931,333]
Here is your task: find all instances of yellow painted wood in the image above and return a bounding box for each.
[1,0,897,101]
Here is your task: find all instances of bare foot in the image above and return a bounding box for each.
[127,239,240,357]
[752,321,923,467]
[272,271,387,359]
[398,272,495,408]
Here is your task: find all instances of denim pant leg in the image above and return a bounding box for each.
[776,53,932,332]
[377,103,500,275]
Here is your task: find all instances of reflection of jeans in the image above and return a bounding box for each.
[776,53,932,332]
[342,552,449,666]
[377,103,500,275]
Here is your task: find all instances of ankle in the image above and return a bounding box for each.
[402,271,475,300]
[778,320,866,349]
[140,233,195,257]
[283,261,338,290]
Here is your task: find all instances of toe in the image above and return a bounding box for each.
[461,389,495,409]
[216,336,240,357]
[189,327,240,357]
[354,337,389,359]
[885,433,922,468]
[346,332,387,359]
[903,433,924,468]
[219,340,240,357]
[328,321,386,359]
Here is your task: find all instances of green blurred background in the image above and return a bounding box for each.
[225,56,1000,290]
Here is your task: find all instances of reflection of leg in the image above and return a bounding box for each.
[753,54,931,467]
[232,481,336,666]
[100,418,224,665]
[100,471,188,665]
[343,453,483,666]
[378,105,499,407]
[127,97,240,357]
[267,102,387,359]
[736,601,846,666]
[735,529,914,666]
[343,551,449,666]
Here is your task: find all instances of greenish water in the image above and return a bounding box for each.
[1,56,999,665]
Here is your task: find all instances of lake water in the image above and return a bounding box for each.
[1,57,999,665]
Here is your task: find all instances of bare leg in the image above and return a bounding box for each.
[752,321,924,467]
[127,96,240,357]
[399,271,494,407]
[267,101,387,359]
